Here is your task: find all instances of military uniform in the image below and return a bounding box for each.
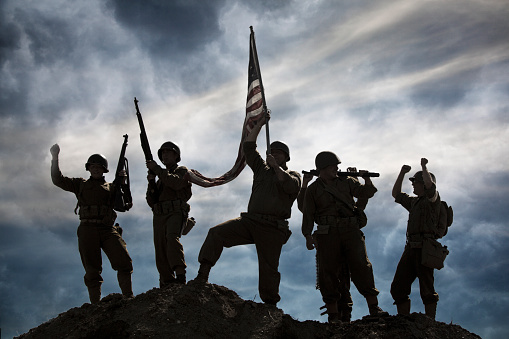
[197,141,301,304]
[147,163,192,287]
[297,185,353,321]
[302,176,380,312]
[391,183,443,310]
[51,160,133,303]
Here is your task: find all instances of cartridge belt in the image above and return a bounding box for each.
[406,233,435,248]
[78,205,114,219]
[317,215,357,227]
[153,199,189,215]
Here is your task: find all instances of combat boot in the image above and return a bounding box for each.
[340,308,351,323]
[396,299,411,315]
[425,303,437,320]
[88,286,101,304]
[366,295,389,317]
[176,273,186,284]
[192,261,212,283]
[118,272,134,298]
[325,302,340,324]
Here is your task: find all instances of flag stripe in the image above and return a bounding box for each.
[186,29,265,188]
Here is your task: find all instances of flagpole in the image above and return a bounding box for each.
[249,26,270,154]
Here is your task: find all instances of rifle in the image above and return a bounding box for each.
[302,167,380,178]
[113,134,133,212]
[135,97,154,161]
[135,97,155,175]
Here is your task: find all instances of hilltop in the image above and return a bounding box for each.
[16,282,481,338]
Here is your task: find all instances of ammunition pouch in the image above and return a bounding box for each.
[354,207,367,229]
[152,199,190,215]
[421,238,449,270]
[114,223,123,236]
[79,205,116,226]
[181,217,196,236]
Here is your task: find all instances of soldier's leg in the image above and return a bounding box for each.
[417,250,439,319]
[77,224,103,303]
[101,227,133,297]
[315,230,342,322]
[343,229,377,296]
[391,248,418,314]
[195,217,253,282]
[338,262,353,322]
[342,229,387,316]
[153,214,176,287]
[165,213,187,284]
[252,223,289,305]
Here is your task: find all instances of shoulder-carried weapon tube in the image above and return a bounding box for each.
[302,169,380,177]
[113,134,133,212]
[135,97,153,162]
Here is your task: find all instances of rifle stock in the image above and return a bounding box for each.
[113,134,133,212]
[302,169,380,177]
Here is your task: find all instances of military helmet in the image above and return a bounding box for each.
[315,151,341,170]
[158,141,181,162]
[85,154,109,173]
[270,141,290,161]
[409,171,436,184]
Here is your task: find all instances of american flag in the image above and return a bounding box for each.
[186,27,266,188]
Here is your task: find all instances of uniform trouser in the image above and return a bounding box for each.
[316,226,379,304]
[338,262,353,315]
[153,212,186,286]
[198,215,287,304]
[77,223,133,296]
[391,247,439,305]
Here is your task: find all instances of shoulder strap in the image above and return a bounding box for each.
[318,179,355,211]
[74,180,85,214]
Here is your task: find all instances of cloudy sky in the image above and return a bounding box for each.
[1,0,508,337]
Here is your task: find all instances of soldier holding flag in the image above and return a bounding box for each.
[192,116,301,305]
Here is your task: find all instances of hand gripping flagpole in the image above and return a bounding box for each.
[249,26,270,154]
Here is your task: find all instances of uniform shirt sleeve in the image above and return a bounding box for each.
[301,183,317,236]
[297,187,307,212]
[244,141,264,173]
[280,170,301,197]
[425,183,438,203]
[51,160,81,194]
[395,192,413,211]
[146,179,158,207]
[349,177,378,200]
[154,165,191,191]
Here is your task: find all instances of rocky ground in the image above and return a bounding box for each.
[16,282,481,339]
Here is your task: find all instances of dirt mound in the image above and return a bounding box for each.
[16,283,481,339]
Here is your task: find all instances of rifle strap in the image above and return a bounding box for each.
[318,179,355,213]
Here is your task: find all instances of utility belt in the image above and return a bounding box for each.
[313,216,358,235]
[80,218,115,227]
[152,199,190,215]
[406,233,435,249]
[243,212,291,244]
[78,205,116,226]
[245,212,288,227]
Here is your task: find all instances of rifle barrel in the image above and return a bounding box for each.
[302,170,379,177]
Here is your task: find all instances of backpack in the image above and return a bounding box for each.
[439,200,454,237]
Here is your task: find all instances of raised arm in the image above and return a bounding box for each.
[421,158,433,189]
[392,164,411,198]
[245,117,266,143]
